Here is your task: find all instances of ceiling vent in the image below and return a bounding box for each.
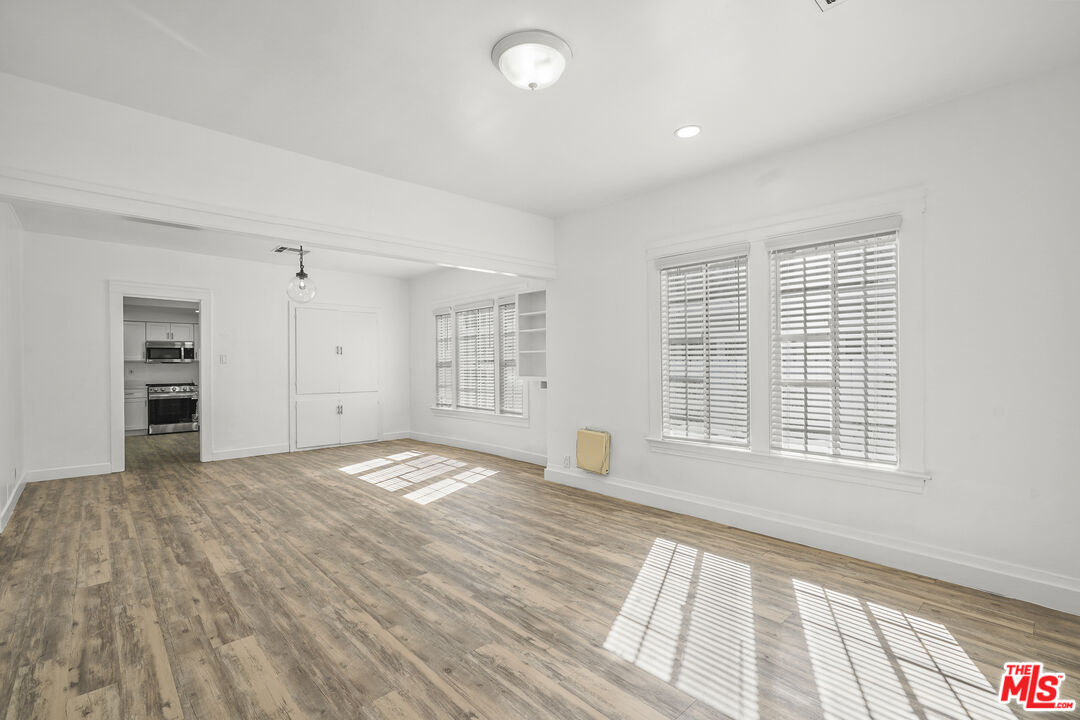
[123,216,202,231]
[814,0,850,10]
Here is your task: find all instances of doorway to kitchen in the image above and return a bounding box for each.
[108,282,212,473]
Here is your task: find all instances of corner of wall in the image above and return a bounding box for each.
[0,202,25,532]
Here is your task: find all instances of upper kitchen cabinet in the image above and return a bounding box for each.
[170,323,195,342]
[295,307,378,395]
[123,321,146,361]
[146,322,194,341]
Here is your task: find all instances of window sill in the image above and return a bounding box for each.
[430,406,530,427]
[645,437,928,494]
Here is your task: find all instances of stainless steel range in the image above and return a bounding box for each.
[147,383,199,434]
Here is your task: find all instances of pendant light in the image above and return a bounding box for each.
[491,30,572,90]
[285,245,317,303]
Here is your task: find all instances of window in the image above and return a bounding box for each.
[771,231,898,465]
[435,312,453,408]
[498,301,523,415]
[433,298,525,418]
[456,305,495,411]
[660,254,749,445]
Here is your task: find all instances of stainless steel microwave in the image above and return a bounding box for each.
[145,341,196,363]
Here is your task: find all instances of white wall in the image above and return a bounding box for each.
[409,269,547,465]
[0,72,555,277]
[20,231,411,477]
[546,62,1080,613]
[0,204,25,531]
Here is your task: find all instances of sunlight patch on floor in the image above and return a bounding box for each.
[604,538,759,719]
[794,580,1014,720]
[338,451,495,503]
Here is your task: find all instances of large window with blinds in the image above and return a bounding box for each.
[770,231,898,465]
[456,305,495,411]
[433,298,524,417]
[660,254,749,445]
[652,209,921,483]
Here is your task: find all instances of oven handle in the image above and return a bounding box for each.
[148,392,199,400]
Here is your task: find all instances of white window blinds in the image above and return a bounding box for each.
[660,255,749,445]
[498,301,523,415]
[435,312,453,408]
[770,231,898,465]
[456,306,495,411]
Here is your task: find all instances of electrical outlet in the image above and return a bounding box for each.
[563,455,571,468]
[219,354,228,365]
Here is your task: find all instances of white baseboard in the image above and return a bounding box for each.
[0,472,26,533]
[380,430,412,441]
[211,444,290,461]
[544,466,1080,616]
[24,462,113,483]
[409,432,546,466]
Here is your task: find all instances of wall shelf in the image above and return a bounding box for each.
[517,290,547,380]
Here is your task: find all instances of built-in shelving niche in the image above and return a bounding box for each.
[516,290,546,380]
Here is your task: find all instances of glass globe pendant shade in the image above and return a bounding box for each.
[492,30,571,90]
[287,271,317,303]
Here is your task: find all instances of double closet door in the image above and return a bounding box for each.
[294,307,379,449]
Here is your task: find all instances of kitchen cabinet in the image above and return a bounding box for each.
[123,321,146,361]
[171,323,195,341]
[295,308,377,394]
[295,394,378,449]
[146,322,194,341]
[125,389,147,433]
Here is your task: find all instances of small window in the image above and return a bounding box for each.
[660,254,749,445]
[434,313,453,408]
[770,231,898,464]
[498,301,523,415]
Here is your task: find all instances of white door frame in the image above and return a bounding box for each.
[108,281,213,471]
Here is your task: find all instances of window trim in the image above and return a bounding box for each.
[645,188,928,491]
[431,294,528,420]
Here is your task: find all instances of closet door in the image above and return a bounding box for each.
[338,311,378,393]
[339,394,379,445]
[296,308,340,394]
[295,397,341,449]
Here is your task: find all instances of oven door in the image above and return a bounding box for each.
[148,393,199,434]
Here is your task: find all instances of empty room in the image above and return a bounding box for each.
[0,1,1078,718]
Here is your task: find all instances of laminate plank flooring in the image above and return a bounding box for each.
[0,433,1077,719]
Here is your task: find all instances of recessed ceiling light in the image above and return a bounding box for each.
[492,30,572,91]
[675,125,701,139]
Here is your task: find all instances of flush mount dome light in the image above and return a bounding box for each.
[492,29,572,90]
[675,125,701,139]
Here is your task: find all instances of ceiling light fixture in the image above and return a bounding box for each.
[492,30,572,91]
[675,125,701,139]
[275,245,317,303]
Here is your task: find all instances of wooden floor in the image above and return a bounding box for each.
[0,435,1076,720]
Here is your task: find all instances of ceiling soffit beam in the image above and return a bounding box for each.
[0,166,557,279]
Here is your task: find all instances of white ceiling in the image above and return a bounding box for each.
[2,1,1080,217]
[9,200,439,278]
